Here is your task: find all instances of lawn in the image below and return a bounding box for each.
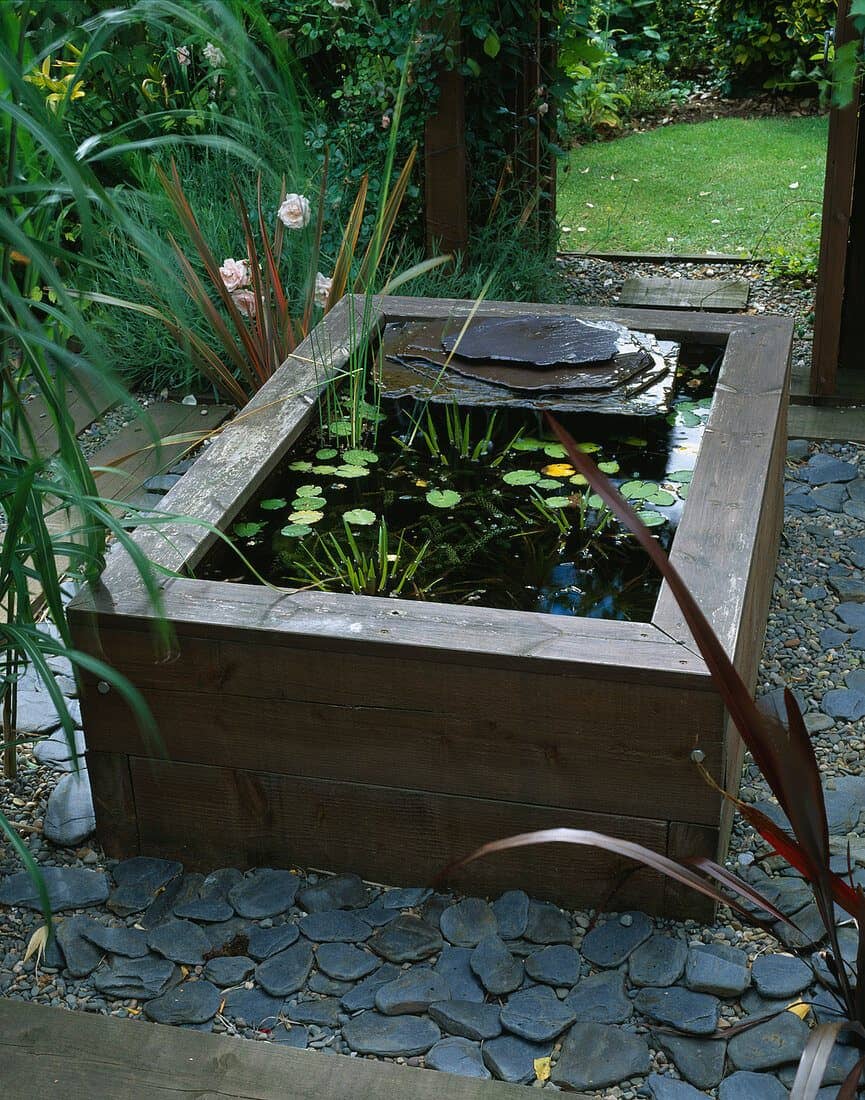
[557,115,828,256]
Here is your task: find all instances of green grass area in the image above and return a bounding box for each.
[558,115,828,257]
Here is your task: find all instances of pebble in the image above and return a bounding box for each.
[368,916,443,963]
[482,1033,553,1084]
[552,1022,650,1091]
[565,969,632,1023]
[426,1036,490,1078]
[439,898,497,947]
[581,911,652,967]
[470,934,524,995]
[499,985,577,1042]
[228,870,300,919]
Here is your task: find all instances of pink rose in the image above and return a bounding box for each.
[231,289,256,319]
[219,257,251,292]
[277,193,311,229]
[176,46,191,67]
[314,272,333,309]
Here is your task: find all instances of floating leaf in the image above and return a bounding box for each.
[535,478,562,490]
[544,496,573,508]
[260,498,287,511]
[503,469,541,486]
[667,469,693,484]
[329,420,353,437]
[316,448,338,460]
[426,489,462,509]
[619,480,657,501]
[644,488,676,507]
[343,448,379,465]
[312,464,338,475]
[636,509,666,527]
[577,442,601,453]
[511,437,544,452]
[543,443,567,459]
[295,484,323,498]
[671,409,702,428]
[288,509,324,525]
[292,497,326,511]
[233,521,264,538]
[569,473,588,486]
[356,399,386,422]
[288,460,313,473]
[678,483,690,500]
[343,508,377,526]
[336,464,369,478]
[598,460,620,474]
[280,523,312,537]
[623,436,647,447]
[540,463,576,478]
[587,493,605,510]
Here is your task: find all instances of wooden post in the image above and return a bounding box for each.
[839,86,865,369]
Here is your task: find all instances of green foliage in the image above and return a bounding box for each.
[765,207,821,283]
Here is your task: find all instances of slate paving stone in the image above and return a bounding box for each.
[629,934,688,987]
[137,874,203,930]
[429,1000,502,1041]
[774,902,829,950]
[55,916,105,978]
[144,979,222,1025]
[799,455,858,484]
[146,919,210,965]
[256,940,314,996]
[470,935,524,995]
[368,915,443,963]
[173,896,234,923]
[850,536,865,568]
[0,866,109,911]
[647,1073,710,1100]
[94,956,178,999]
[634,987,721,1036]
[684,943,750,997]
[565,969,632,1024]
[822,688,865,721]
[654,1033,727,1090]
[106,883,158,918]
[315,942,379,981]
[439,898,498,947]
[524,944,582,986]
[308,972,353,996]
[203,955,255,986]
[727,1013,810,1070]
[836,602,865,630]
[220,985,284,1029]
[523,900,571,944]
[228,869,300,919]
[820,628,849,650]
[284,997,341,1027]
[379,887,432,909]
[375,966,452,1014]
[200,867,243,896]
[81,923,149,958]
[246,923,300,961]
[341,963,403,1011]
[426,1037,491,1078]
[270,1023,309,1048]
[434,945,486,1003]
[843,500,865,520]
[785,491,818,513]
[739,989,794,1017]
[482,1034,553,1085]
[492,890,529,940]
[112,856,182,894]
[499,985,577,1042]
[850,629,865,649]
[751,953,812,999]
[777,1041,860,1086]
[802,584,828,600]
[718,1071,788,1100]
[342,1012,440,1057]
[551,1022,651,1091]
[829,574,865,601]
[202,917,249,953]
[297,873,367,913]
[581,911,652,967]
[811,484,848,513]
[354,902,400,928]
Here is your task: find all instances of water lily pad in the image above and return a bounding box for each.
[644,488,676,507]
[426,489,462,509]
[569,474,588,486]
[289,509,324,525]
[536,478,562,491]
[336,465,369,478]
[356,399,386,422]
[577,442,601,453]
[343,508,377,526]
[619,480,657,501]
[329,421,353,437]
[313,465,338,475]
[587,493,605,510]
[544,496,573,508]
[670,409,701,428]
[296,484,323,498]
[541,463,576,478]
[598,461,620,474]
[260,498,287,511]
[280,524,312,537]
[343,449,378,466]
[636,509,666,527]
[292,497,326,511]
[233,521,264,538]
[666,470,693,484]
[623,436,647,447]
[316,448,338,460]
[503,469,541,486]
[288,461,313,473]
[543,443,566,459]
[511,437,544,452]
[678,483,690,500]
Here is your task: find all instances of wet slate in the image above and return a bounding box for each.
[429,1000,502,1041]
[81,922,149,958]
[228,869,300,919]
[297,873,367,913]
[482,1034,553,1084]
[369,915,443,962]
[375,967,452,1015]
[441,315,620,368]
[727,1013,810,1070]
[751,953,812,999]
[315,942,379,981]
[439,898,498,947]
[565,969,632,1024]
[256,940,314,996]
[719,1071,788,1100]
[221,985,284,1029]
[341,963,403,1012]
[299,909,372,944]
[284,997,341,1027]
[492,890,529,940]
[112,857,182,894]
[582,912,652,967]
[629,934,688,987]
[203,955,255,986]
[434,945,486,1003]
[379,887,432,909]
[684,943,750,997]
[144,979,222,1025]
[655,1033,727,1090]
[799,455,858,485]
[426,1036,490,1078]
[55,916,105,978]
[499,985,577,1042]
[342,1012,440,1057]
[146,919,210,965]
[523,901,571,944]
[552,1022,651,1091]
[270,1023,309,1048]
[173,896,234,923]
[634,987,721,1036]
[94,955,178,999]
[647,1073,710,1100]
[246,923,300,961]
[470,934,524,995]
[524,944,582,986]
[0,867,109,911]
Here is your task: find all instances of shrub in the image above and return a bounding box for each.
[712,0,834,91]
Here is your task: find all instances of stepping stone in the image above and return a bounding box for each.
[247,923,300,961]
[581,911,652,967]
[434,945,485,1003]
[647,1073,710,1100]
[426,1037,490,1078]
[342,1012,440,1057]
[16,685,79,735]
[146,919,210,965]
[0,867,109,911]
[655,1033,727,1089]
[43,770,95,846]
[81,923,149,958]
[375,966,452,1014]
[316,942,379,981]
[341,963,402,1011]
[203,918,249,953]
[499,986,577,1042]
[836,602,865,630]
[270,1023,308,1048]
[55,916,104,978]
[524,944,582,986]
[565,969,632,1023]
[629,934,688,987]
[844,500,865,520]
[299,909,371,943]
[203,955,254,986]
[684,943,750,997]
[551,1022,651,1091]
[144,979,222,1025]
[221,985,284,1029]
[727,1013,810,1070]
[470,935,523,995]
[173,896,234,923]
[492,890,529,940]
[751,953,811,999]
[740,989,793,1017]
[785,491,818,513]
[619,276,749,311]
[297,873,367,913]
[822,688,865,721]
[284,997,341,1027]
[379,886,432,909]
[482,1034,553,1084]
[429,1000,502,1041]
[228,869,300,919]
[256,940,314,996]
[440,898,498,947]
[201,867,243,896]
[369,915,443,962]
[719,1071,788,1100]
[94,956,178,999]
[112,856,183,894]
[773,902,828,950]
[524,901,571,944]
[634,987,720,1035]
[849,536,865,569]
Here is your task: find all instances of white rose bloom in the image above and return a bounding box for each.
[231,289,256,319]
[328,0,351,8]
[314,272,333,309]
[277,193,312,229]
[218,257,251,292]
[176,46,191,67]
[203,42,226,67]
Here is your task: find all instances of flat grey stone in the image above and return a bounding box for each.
[94,955,178,999]
[565,969,632,1023]
[379,886,432,909]
[800,455,858,484]
[785,491,818,513]
[256,940,314,996]
[284,997,341,1027]
[778,1041,860,1086]
[740,989,793,1016]
[823,688,865,721]
[369,915,443,962]
[719,1071,788,1100]
[270,1023,308,1048]
[629,934,688,987]
[297,873,367,913]
[221,985,284,1029]
[354,902,400,927]
[14,685,66,735]
[647,1074,710,1100]
[227,869,300,919]
[0,866,109,911]
[343,1012,440,1057]
[112,856,182,894]
[81,922,149,958]
[773,902,828,950]
[500,985,577,1042]
[426,1036,490,1078]
[308,971,353,996]
[837,602,865,630]
[830,574,865,601]
[805,712,836,732]
[634,987,721,1035]
[812,484,848,513]
[581,911,652,967]
[684,943,750,997]
[316,942,379,981]
[525,944,582,986]
[844,499,865,520]
[751,953,811,998]
[802,584,828,600]
[246,923,300,961]
[849,535,865,568]
[117,873,199,926]
[146,919,210,965]
[341,963,402,1011]
[655,1032,726,1089]
[727,1012,810,1070]
[524,901,571,944]
[299,909,371,943]
[375,966,452,1014]
[429,1000,502,1041]
[470,934,523,995]
[434,945,485,1003]
[203,955,254,986]
[144,979,221,1025]
[56,916,104,977]
[850,628,865,649]
[173,896,234,922]
[440,898,498,947]
[108,859,185,918]
[492,890,529,940]
[482,1034,552,1084]
[202,918,249,953]
[552,1022,651,1091]
[33,726,86,771]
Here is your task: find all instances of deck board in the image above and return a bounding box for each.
[618,276,750,311]
[22,369,115,457]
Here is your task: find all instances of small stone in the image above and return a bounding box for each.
[524,901,571,944]
[256,940,314,996]
[0,866,109,911]
[246,923,300,961]
[830,574,865,601]
[138,874,202,929]
[144,979,221,1025]
[727,1013,810,1070]
[684,943,750,997]
[581,911,652,967]
[354,903,400,927]
[822,688,865,721]
[379,886,432,909]
[55,916,104,978]
[751,954,811,998]
[307,971,352,996]
[270,1023,309,1048]
[811,484,848,513]
[428,1000,502,1041]
[112,856,182,894]
[228,869,300,919]
[551,1022,651,1091]
[342,1012,440,1057]
[374,966,452,1014]
[647,1074,710,1100]
[284,997,341,1027]
[299,909,371,943]
[820,628,849,650]
[482,1034,552,1084]
[785,491,818,513]
[146,919,210,965]
[81,923,149,958]
[434,945,485,1003]
[719,1071,788,1100]
[492,890,529,940]
[369,915,443,963]
[800,455,858,484]
[629,934,688,987]
[805,712,835,733]
[470,935,523,995]
[565,969,632,1023]
[203,956,254,986]
[426,1037,490,1078]
[655,1032,726,1089]
[173,896,234,923]
[499,986,577,1042]
[440,898,497,947]
[849,535,865,568]
[524,944,582,986]
[297,873,367,913]
[844,499,865,520]
[315,942,379,981]
[43,769,95,846]
[94,956,177,999]
[341,963,402,1011]
[836,602,865,630]
[220,985,284,1029]
[634,987,720,1036]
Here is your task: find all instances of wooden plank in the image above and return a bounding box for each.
[87,751,140,858]
[839,85,865,372]
[424,8,468,255]
[128,757,675,913]
[664,821,718,920]
[618,277,749,311]
[788,402,865,442]
[0,999,528,1100]
[22,368,115,458]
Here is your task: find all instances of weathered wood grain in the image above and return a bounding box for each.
[86,751,140,859]
[619,277,749,311]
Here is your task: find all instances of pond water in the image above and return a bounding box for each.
[201,346,718,622]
